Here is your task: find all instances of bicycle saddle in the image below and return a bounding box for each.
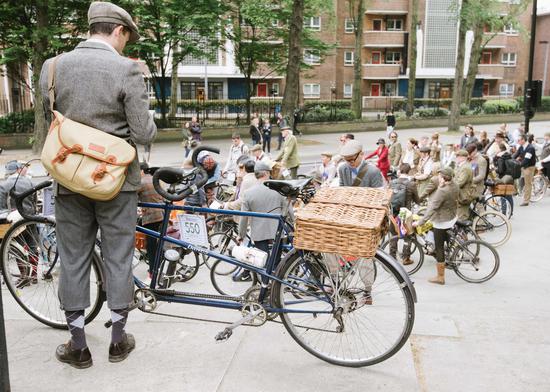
[264,178,313,198]
[455,220,472,227]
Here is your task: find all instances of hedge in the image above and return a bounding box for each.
[302,106,355,122]
[481,99,520,114]
[0,110,34,134]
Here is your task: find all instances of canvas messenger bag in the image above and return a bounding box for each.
[41,55,136,201]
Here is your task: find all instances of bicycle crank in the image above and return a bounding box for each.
[214,302,266,342]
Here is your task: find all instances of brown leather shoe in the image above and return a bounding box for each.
[402,258,414,266]
[55,341,93,369]
[109,333,135,363]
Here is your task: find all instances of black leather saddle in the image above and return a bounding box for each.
[264,178,313,198]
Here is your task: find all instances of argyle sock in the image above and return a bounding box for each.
[110,308,129,344]
[65,310,87,350]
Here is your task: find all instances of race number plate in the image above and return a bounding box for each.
[177,214,210,248]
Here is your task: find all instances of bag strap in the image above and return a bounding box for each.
[47,55,62,114]
[352,163,370,187]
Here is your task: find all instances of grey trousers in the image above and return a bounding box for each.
[56,191,137,311]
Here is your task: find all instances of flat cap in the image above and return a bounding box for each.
[320,151,333,158]
[419,146,431,153]
[250,144,263,152]
[5,160,24,175]
[340,140,363,157]
[254,161,272,173]
[376,138,386,145]
[280,126,291,131]
[88,2,140,43]
[456,149,469,157]
[438,166,454,178]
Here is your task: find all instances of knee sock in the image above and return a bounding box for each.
[65,310,87,350]
[110,308,129,344]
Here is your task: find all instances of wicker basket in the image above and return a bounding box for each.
[492,184,516,196]
[0,223,10,239]
[293,187,392,258]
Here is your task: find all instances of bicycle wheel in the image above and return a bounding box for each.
[531,175,547,202]
[450,240,500,283]
[158,248,200,288]
[380,235,424,275]
[0,219,104,329]
[210,259,258,297]
[271,251,415,367]
[203,231,238,271]
[484,195,512,219]
[472,210,511,247]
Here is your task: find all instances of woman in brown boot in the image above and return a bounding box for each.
[414,167,458,285]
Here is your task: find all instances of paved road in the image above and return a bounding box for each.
[1,121,550,391]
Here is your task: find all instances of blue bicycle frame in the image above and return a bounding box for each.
[135,201,334,315]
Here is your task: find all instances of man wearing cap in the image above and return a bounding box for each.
[316,152,336,186]
[275,127,300,179]
[222,133,249,181]
[224,159,258,212]
[414,146,434,196]
[238,161,291,255]
[338,140,384,188]
[388,132,402,168]
[0,161,35,214]
[39,1,156,368]
[455,149,474,220]
[365,138,390,180]
[485,131,510,160]
[250,144,270,164]
[466,143,489,201]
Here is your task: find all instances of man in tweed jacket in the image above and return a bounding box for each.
[39,2,156,368]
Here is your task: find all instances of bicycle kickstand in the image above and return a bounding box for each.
[214,309,263,342]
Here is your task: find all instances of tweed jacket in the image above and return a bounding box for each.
[39,40,157,192]
[238,182,291,242]
[276,134,300,169]
[338,161,384,188]
[455,161,474,204]
[420,181,458,225]
[0,174,35,215]
[389,142,402,167]
[471,154,488,197]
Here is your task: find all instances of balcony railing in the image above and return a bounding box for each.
[363,64,402,79]
[365,0,408,14]
[483,33,509,48]
[476,64,505,79]
[364,31,406,47]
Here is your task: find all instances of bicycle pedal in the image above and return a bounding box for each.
[215,328,233,342]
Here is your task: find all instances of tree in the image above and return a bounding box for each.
[0,0,89,153]
[407,0,419,117]
[348,0,365,119]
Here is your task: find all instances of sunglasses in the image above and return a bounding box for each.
[344,152,361,163]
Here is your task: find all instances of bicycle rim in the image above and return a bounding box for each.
[1,219,103,329]
[531,176,547,202]
[274,251,414,367]
[484,195,512,219]
[203,231,238,271]
[473,211,511,247]
[452,240,500,283]
[381,236,424,275]
[210,259,257,296]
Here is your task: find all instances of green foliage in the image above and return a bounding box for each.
[413,108,450,118]
[482,99,520,114]
[0,110,35,134]
[302,106,355,122]
[302,100,351,110]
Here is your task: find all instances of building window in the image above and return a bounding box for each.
[344,51,354,66]
[503,24,518,35]
[180,81,223,100]
[501,52,517,66]
[303,83,321,98]
[304,16,321,31]
[345,18,354,33]
[386,19,403,31]
[384,83,397,96]
[304,49,321,65]
[271,19,280,28]
[373,19,382,31]
[499,83,514,97]
[343,83,353,98]
[480,51,492,64]
[385,51,401,64]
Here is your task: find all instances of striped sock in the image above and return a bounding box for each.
[111,308,129,344]
[65,310,87,350]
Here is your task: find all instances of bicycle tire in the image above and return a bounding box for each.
[210,259,258,297]
[483,195,513,219]
[203,231,239,271]
[472,210,511,247]
[531,175,548,202]
[271,250,415,367]
[451,239,500,283]
[0,218,104,330]
[158,249,200,288]
[381,235,424,275]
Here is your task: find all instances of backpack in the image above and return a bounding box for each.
[505,158,521,179]
[390,178,408,215]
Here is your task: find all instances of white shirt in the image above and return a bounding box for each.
[223,142,249,173]
[402,149,416,168]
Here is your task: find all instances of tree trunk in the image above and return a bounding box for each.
[351,0,365,119]
[448,7,468,132]
[245,74,252,124]
[462,23,483,106]
[407,0,419,117]
[169,53,179,118]
[32,1,49,154]
[282,0,304,121]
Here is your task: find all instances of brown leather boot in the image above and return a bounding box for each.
[428,262,445,285]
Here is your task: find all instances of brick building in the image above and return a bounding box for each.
[534,7,550,97]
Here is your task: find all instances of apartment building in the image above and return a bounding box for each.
[534,7,550,97]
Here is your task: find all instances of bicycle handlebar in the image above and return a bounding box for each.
[152,145,220,202]
[10,180,53,223]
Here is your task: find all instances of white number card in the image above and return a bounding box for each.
[177,214,209,249]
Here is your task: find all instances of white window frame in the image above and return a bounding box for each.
[344,18,354,33]
[343,83,353,98]
[304,16,321,31]
[304,49,321,65]
[386,19,403,31]
[384,82,397,96]
[501,52,517,66]
[271,19,280,28]
[499,83,514,97]
[344,51,354,66]
[303,83,321,98]
[385,51,401,64]
[503,23,518,35]
[271,83,280,96]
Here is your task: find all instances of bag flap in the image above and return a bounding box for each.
[54,111,136,165]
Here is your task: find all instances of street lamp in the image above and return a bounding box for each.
[330,86,337,121]
[539,40,549,96]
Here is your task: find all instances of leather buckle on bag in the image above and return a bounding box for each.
[52,145,82,164]
[91,162,114,184]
